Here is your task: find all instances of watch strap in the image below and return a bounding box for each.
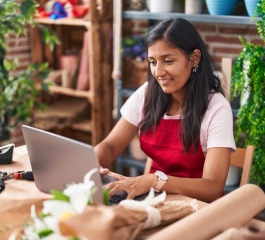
[154,176,166,192]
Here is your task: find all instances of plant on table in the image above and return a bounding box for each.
[0,0,59,143]
[8,168,109,240]
[231,0,265,185]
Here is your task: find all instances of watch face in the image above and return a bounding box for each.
[156,170,168,181]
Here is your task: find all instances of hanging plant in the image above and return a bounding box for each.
[231,0,265,184]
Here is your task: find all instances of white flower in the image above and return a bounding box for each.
[43,200,76,219]
[9,168,98,240]
[30,205,47,232]
[119,187,166,211]
[63,167,98,213]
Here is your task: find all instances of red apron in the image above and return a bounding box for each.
[139,119,205,178]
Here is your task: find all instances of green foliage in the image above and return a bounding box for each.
[231,0,265,184]
[38,229,54,238]
[103,188,110,206]
[175,0,185,6]
[51,189,70,202]
[255,0,265,43]
[0,0,59,139]
[87,186,98,205]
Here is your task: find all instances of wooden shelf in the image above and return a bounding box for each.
[123,11,260,25]
[71,119,92,133]
[48,85,92,100]
[36,83,92,100]
[34,17,90,29]
[31,0,114,145]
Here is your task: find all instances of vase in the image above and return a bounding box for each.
[185,0,204,14]
[206,0,238,15]
[244,0,260,17]
[148,0,173,13]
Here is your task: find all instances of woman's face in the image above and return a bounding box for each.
[148,40,193,96]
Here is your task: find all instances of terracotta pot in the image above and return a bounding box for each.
[60,55,79,71]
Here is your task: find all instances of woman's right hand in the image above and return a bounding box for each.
[100,166,110,175]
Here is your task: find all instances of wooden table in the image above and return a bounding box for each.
[2,146,265,240]
[0,145,207,206]
[0,145,208,239]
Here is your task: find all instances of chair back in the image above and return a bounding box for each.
[231,145,254,186]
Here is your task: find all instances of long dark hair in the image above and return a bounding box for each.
[139,18,225,153]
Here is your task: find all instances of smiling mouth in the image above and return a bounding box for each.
[158,79,172,84]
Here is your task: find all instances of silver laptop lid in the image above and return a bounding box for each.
[21,125,103,203]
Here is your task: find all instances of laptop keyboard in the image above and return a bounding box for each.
[109,192,128,205]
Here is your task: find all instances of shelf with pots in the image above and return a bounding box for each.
[123,11,260,25]
[123,0,261,25]
[30,0,114,146]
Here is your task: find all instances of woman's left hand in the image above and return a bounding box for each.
[103,172,157,199]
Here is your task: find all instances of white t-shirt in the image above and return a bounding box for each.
[121,82,236,156]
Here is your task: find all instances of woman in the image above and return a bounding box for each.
[95,18,236,203]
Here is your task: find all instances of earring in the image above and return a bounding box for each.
[193,64,199,73]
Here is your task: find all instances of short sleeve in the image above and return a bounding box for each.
[120,82,147,126]
[201,93,236,152]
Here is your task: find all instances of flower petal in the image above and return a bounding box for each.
[42,200,76,219]
[42,233,68,240]
[119,188,166,211]
[43,216,59,233]
[83,168,98,183]
[8,232,17,240]
[64,182,95,213]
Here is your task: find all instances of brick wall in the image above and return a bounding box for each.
[6,31,31,76]
[129,19,262,69]
[2,32,31,146]
[193,23,262,69]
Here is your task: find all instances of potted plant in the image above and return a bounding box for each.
[173,0,185,12]
[231,0,265,185]
[121,35,148,89]
[205,0,238,15]
[244,0,261,16]
[0,0,59,144]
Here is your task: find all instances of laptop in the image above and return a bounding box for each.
[21,125,149,205]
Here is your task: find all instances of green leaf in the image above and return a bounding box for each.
[38,229,53,238]
[103,189,110,206]
[87,186,98,205]
[11,58,18,70]
[50,189,70,202]
[3,59,11,71]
